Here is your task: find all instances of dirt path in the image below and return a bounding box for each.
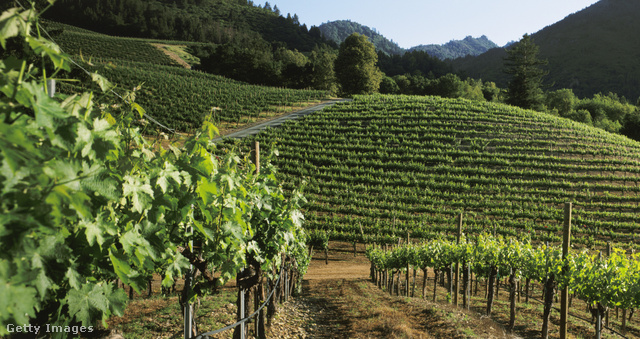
[276,242,519,339]
[152,43,192,69]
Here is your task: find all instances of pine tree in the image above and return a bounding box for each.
[504,34,548,110]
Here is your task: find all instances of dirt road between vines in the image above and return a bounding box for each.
[283,242,519,339]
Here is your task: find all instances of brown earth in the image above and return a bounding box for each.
[152,44,192,69]
[271,242,521,339]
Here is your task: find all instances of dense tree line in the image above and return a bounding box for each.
[42,0,333,52]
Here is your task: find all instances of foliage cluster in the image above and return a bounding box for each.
[40,0,331,52]
[368,234,640,336]
[545,89,640,135]
[0,3,309,336]
[197,43,338,93]
[334,33,383,95]
[380,73,500,102]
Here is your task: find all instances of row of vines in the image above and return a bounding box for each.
[0,4,309,337]
[228,94,640,250]
[366,233,640,337]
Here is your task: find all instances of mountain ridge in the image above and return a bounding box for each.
[409,35,499,60]
[318,20,498,60]
[318,20,404,55]
[452,0,640,99]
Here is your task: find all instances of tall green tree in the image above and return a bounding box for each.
[504,34,548,110]
[334,33,383,95]
[307,45,338,94]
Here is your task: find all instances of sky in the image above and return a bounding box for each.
[269,0,601,48]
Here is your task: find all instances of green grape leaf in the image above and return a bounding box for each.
[122,175,154,214]
[196,178,217,205]
[0,279,38,329]
[90,72,114,92]
[25,36,70,71]
[66,283,111,326]
[65,267,82,290]
[161,253,189,288]
[0,8,32,49]
[156,162,182,194]
[131,102,146,119]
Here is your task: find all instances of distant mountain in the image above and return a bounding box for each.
[318,20,404,55]
[453,0,640,99]
[409,36,498,60]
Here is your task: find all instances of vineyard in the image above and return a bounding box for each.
[6,4,640,338]
[0,6,313,338]
[44,21,331,132]
[42,21,187,66]
[231,94,640,250]
[367,232,640,337]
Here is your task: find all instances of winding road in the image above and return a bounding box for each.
[213,98,351,141]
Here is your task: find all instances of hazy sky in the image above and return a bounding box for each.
[269,0,601,48]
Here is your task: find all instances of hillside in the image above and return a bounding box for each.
[318,20,404,55]
[231,94,640,250]
[40,21,329,132]
[409,35,498,60]
[453,0,640,99]
[42,0,333,52]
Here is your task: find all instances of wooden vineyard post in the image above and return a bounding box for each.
[560,202,572,339]
[455,212,463,307]
[406,231,410,297]
[325,247,328,265]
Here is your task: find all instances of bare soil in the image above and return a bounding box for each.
[287,242,519,339]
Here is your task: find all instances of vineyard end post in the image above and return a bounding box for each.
[46,79,56,98]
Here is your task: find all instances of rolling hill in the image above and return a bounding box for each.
[230,94,640,251]
[453,0,640,100]
[41,21,330,132]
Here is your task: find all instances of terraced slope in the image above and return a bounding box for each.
[44,21,184,66]
[44,21,330,132]
[237,95,640,250]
